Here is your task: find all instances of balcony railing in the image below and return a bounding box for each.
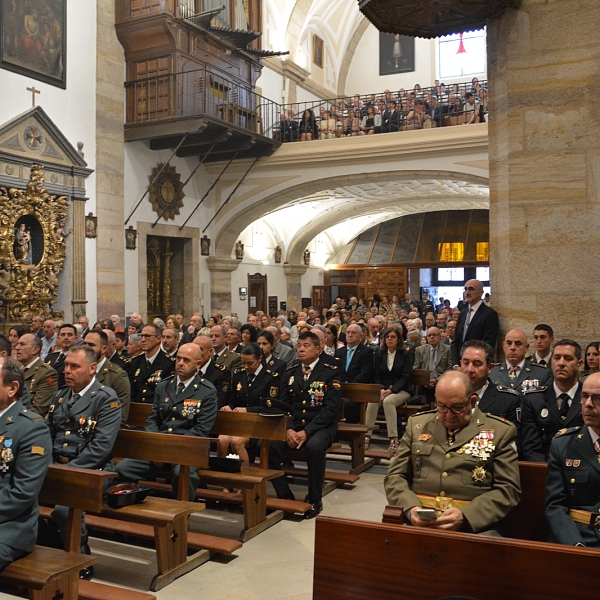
[124,67,281,139]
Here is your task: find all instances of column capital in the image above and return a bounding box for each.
[206,257,240,273]
[283,263,309,277]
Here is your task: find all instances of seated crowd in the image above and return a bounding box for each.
[278,77,488,142]
[1,285,599,577]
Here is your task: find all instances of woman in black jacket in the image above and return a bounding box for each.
[365,326,412,456]
[217,343,280,464]
[299,109,318,141]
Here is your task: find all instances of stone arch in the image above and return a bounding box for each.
[284,0,313,61]
[213,169,489,259]
[337,15,370,96]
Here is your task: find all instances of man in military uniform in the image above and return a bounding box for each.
[521,339,584,461]
[0,356,52,570]
[268,331,341,519]
[527,324,554,367]
[45,323,78,388]
[211,325,242,371]
[83,330,131,426]
[384,371,521,535]
[545,371,600,547]
[491,329,552,393]
[15,333,58,417]
[45,346,121,577]
[129,324,175,403]
[460,340,521,430]
[193,335,231,407]
[418,290,435,320]
[115,343,217,501]
[104,329,131,376]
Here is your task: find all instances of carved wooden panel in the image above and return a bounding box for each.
[365,268,407,300]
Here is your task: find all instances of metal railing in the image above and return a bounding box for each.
[275,79,489,142]
[124,67,281,139]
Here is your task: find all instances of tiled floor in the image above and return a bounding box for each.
[0,453,392,600]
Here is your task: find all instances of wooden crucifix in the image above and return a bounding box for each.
[27,86,41,107]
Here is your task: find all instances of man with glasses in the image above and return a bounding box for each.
[451,279,499,366]
[384,371,520,535]
[545,371,600,547]
[521,339,584,462]
[129,324,174,403]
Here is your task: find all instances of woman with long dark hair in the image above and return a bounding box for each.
[240,323,258,346]
[299,109,318,141]
[365,326,412,455]
[580,341,600,382]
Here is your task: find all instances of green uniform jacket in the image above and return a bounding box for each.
[145,374,217,437]
[46,380,121,469]
[0,401,52,556]
[545,426,600,547]
[384,407,521,533]
[24,358,58,418]
[96,359,131,426]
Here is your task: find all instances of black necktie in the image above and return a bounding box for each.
[176,382,185,398]
[539,359,546,367]
[146,359,152,370]
[68,393,80,409]
[247,374,255,386]
[558,393,571,419]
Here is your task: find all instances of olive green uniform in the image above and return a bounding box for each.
[23,358,58,418]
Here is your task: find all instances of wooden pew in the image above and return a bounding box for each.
[0,464,103,600]
[83,429,230,591]
[35,464,155,600]
[313,515,599,600]
[128,402,311,528]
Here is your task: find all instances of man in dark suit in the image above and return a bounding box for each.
[427,96,443,127]
[0,356,51,570]
[193,334,231,408]
[413,327,452,403]
[45,323,78,388]
[129,324,175,403]
[377,99,400,133]
[268,332,341,519]
[336,323,374,422]
[491,329,552,393]
[451,279,499,366]
[460,340,521,429]
[545,372,600,547]
[521,339,584,462]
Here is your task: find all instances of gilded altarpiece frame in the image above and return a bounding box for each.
[0,163,69,322]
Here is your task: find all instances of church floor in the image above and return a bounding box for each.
[0,447,393,600]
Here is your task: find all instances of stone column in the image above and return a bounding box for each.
[71,198,87,320]
[488,0,600,343]
[95,0,125,318]
[206,257,239,313]
[284,263,308,311]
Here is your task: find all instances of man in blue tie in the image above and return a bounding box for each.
[451,279,499,367]
[335,324,374,423]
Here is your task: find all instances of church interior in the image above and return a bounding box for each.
[0,0,599,598]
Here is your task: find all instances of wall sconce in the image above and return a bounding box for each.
[125,225,137,250]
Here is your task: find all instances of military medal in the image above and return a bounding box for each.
[566,459,573,466]
[270,386,278,398]
[472,466,487,482]
[289,376,294,385]
[237,382,242,391]
[462,431,495,461]
[573,460,580,467]
[418,434,432,442]
[1,438,13,472]
[541,408,549,418]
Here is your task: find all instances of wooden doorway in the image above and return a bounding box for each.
[147,235,186,321]
[248,273,267,314]
[312,286,331,311]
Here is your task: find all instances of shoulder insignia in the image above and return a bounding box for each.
[216,363,226,371]
[222,382,229,391]
[332,381,341,390]
[557,426,581,437]
[523,385,547,394]
[233,368,244,374]
[31,446,46,456]
[325,363,338,369]
[46,376,55,386]
[104,368,109,373]
[556,428,568,436]
[485,412,511,424]
[496,385,519,395]
[109,401,119,409]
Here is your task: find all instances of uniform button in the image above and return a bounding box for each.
[63,443,68,448]
[442,472,448,478]
[302,420,306,424]
[168,428,173,432]
[416,449,420,454]
[66,419,71,423]
[65,431,70,436]
[445,453,451,460]
[302,401,307,405]
[173,407,177,411]
[143,389,147,393]
[571,478,576,484]
[302,410,306,414]
[439,491,446,497]
[171,417,175,421]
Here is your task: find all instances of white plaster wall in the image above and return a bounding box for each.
[300,266,324,309]
[0,2,98,320]
[123,142,218,319]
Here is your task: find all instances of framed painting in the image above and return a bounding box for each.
[312,34,323,69]
[379,32,414,76]
[0,0,67,89]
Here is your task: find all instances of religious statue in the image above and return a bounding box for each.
[14,223,31,263]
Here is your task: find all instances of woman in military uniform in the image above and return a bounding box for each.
[256,330,287,377]
[217,343,280,465]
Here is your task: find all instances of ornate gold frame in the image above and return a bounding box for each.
[0,164,69,322]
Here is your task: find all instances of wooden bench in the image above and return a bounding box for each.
[82,429,218,591]
[35,464,155,600]
[313,515,599,600]
[128,402,311,528]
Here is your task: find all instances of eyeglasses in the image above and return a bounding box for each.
[436,400,472,415]
[140,334,157,339]
[581,392,600,406]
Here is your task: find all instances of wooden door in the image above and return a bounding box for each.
[248,273,267,314]
[312,286,330,311]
